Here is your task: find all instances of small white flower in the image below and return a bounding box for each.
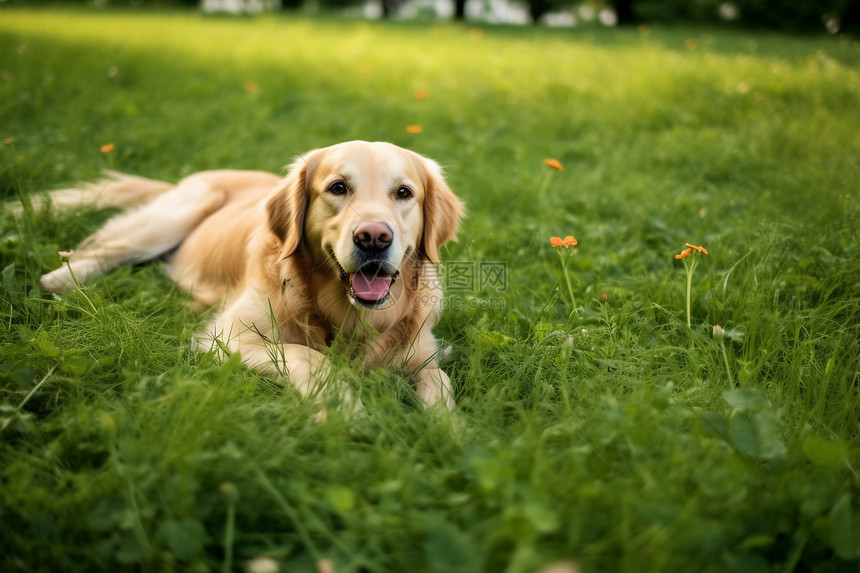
[246,557,279,573]
[719,3,739,21]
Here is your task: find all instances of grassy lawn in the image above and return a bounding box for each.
[2,7,859,572]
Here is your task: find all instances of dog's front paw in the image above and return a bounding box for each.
[314,378,365,423]
[415,368,456,411]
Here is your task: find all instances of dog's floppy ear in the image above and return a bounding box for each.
[267,149,324,258]
[417,156,464,264]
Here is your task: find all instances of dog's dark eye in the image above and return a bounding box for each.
[396,186,413,200]
[327,181,348,196]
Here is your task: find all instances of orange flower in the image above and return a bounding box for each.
[675,247,693,260]
[544,158,564,171]
[406,125,422,134]
[100,143,114,153]
[685,243,708,255]
[551,235,577,248]
[414,89,429,100]
[4,137,13,145]
[244,81,258,93]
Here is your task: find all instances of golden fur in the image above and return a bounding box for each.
[39,141,464,409]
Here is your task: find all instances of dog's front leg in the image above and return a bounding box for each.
[207,333,359,416]
[243,343,331,394]
[224,340,331,397]
[402,326,456,411]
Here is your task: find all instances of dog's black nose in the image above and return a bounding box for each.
[353,222,393,253]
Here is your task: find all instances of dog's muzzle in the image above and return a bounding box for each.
[330,251,400,308]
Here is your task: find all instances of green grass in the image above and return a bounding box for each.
[2,7,860,572]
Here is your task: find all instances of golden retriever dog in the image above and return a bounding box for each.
[38,141,464,410]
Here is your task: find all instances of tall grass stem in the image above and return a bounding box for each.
[17,365,56,411]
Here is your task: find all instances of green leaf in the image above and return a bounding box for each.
[60,355,94,376]
[14,412,34,433]
[740,534,774,550]
[1,407,35,433]
[115,529,150,564]
[693,465,747,503]
[423,516,473,571]
[802,435,848,469]
[2,263,19,299]
[700,411,728,439]
[721,551,770,573]
[28,513,55,541]
[728,412,786,460]
[30,333,61,359]
[723,389,769,413]
[521,495,558,534]
[325,485,355,512]
[161,517,207,561]
[473,330,511,350]
[828,494,860,560]
[86,495,127,533]
[532,322,559,341]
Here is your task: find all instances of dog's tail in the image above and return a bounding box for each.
[11,170,174,215]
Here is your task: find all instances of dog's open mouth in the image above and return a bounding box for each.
[328,249,399,308]
[350,270,394,305]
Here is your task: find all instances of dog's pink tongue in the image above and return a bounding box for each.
[351,272,392,302]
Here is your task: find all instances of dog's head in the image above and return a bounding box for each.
[267,141,464,309]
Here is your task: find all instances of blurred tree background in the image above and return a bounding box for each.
[626,0,858,32]
[6,0,859,35]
